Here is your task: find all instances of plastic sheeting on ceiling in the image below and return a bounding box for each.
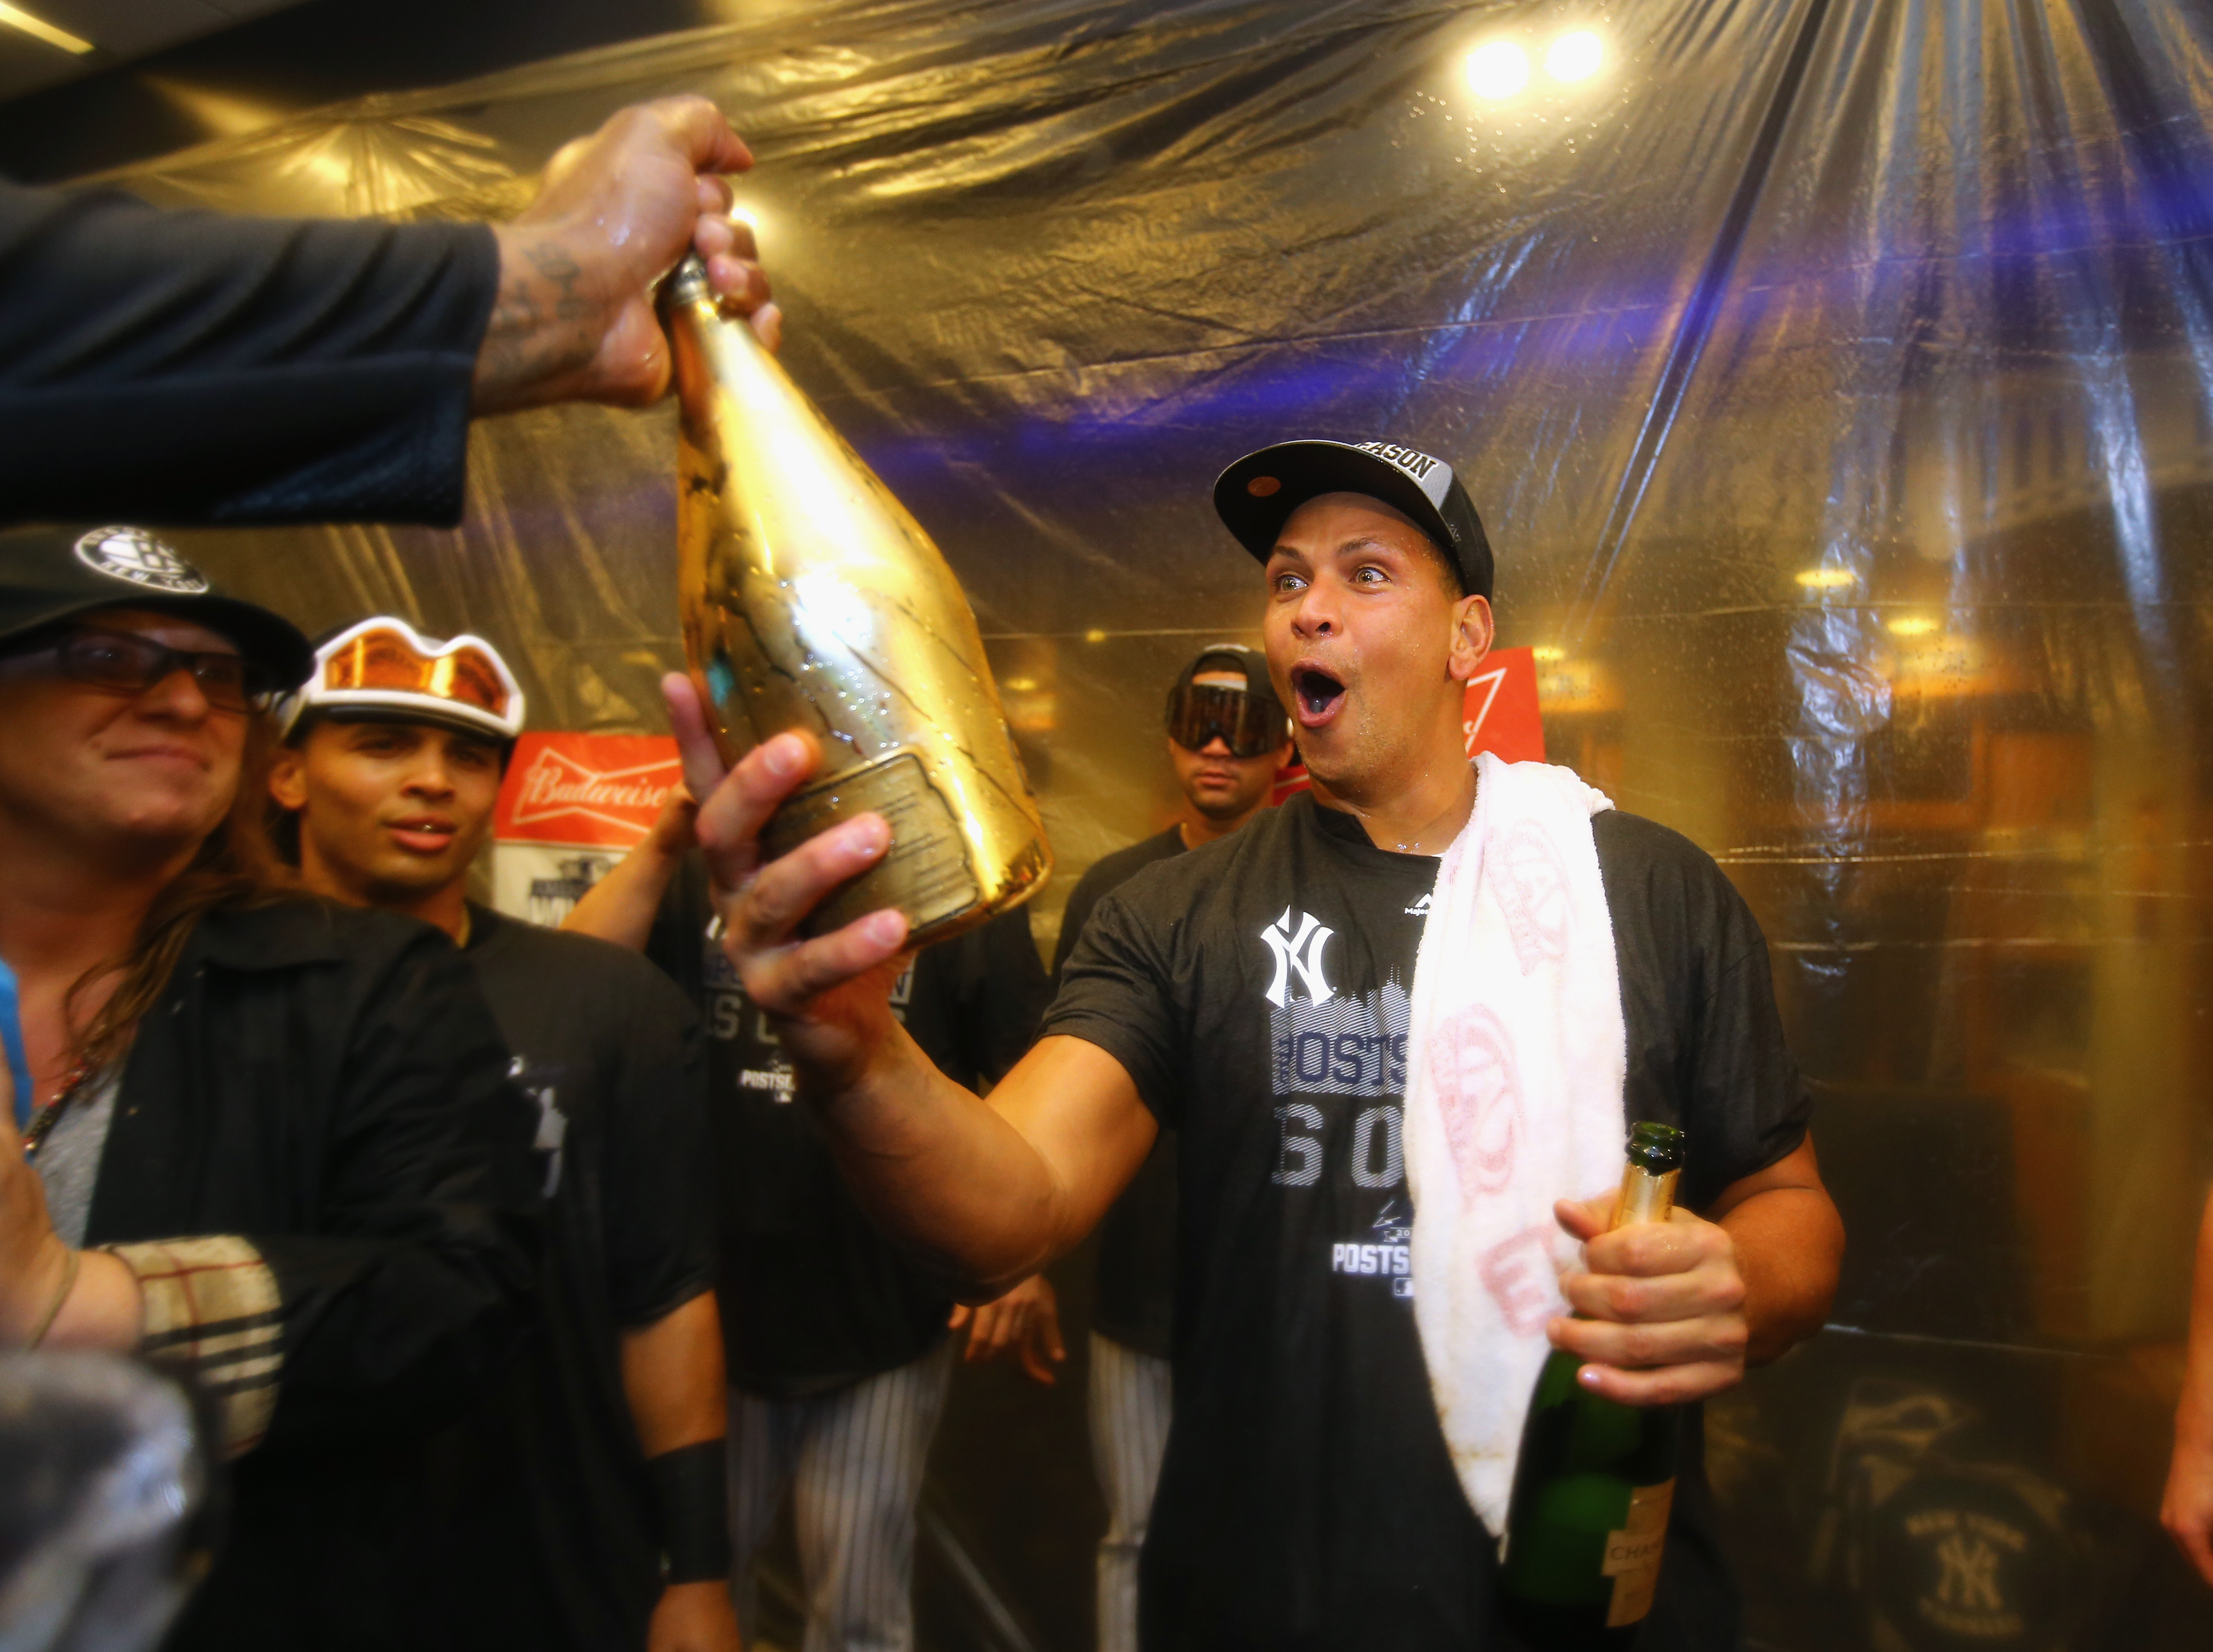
[85,1,2213,1645]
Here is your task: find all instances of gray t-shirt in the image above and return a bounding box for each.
[34,1066,120,1247]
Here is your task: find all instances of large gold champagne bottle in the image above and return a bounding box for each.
[662,256,1050,946]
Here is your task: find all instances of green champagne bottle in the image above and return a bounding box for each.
[1498,1121,1689,1649]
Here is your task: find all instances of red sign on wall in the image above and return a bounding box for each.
[493,733,684,849]
[1271,646,1546,804]
[1457,645,1546,763]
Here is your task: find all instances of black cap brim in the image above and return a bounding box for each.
[0,526,313,689]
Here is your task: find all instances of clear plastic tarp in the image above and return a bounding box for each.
[82,1,2213,1644]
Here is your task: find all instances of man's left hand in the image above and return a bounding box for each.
[951,1275,1066,1386]
[1545,1194,1749,1407]
[647,1580,743,1652]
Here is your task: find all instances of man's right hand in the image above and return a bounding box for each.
[475,96,780,415]
[664,674,910,1090]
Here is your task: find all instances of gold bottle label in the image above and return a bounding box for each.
[761,750,981,936]
[1601,1479,1674,1627]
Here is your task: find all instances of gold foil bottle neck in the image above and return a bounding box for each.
[1613,1164,1682,1230]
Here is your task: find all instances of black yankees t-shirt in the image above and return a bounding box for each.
[415,903,717,1652]
[1044,790,1810,1652]
[647,853,1051,1399]
[1054,826,1189,1359]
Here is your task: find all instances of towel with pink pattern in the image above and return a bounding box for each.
[1402,749,1624,1542]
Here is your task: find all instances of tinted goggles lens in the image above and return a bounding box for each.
[322,627,513,719]
[1166,682,1288,758]
[40,627,274,712]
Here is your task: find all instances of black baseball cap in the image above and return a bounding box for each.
[1212,438,1495,599]
[1171,641,1285,716]
[0,525,313,688]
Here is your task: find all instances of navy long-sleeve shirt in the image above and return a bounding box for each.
[0,178,499,527]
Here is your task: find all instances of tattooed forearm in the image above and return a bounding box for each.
[472,230,611,414]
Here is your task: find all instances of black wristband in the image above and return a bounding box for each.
[647,1439,731,1584]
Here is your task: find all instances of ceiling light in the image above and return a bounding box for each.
[1084,628,1108,643]
[0,1,92,53]
[1002,677,1038,692]
[1466,40,1531,100]
[1532,645,1566,661]
[1794,568,1858,590]
[1887,614,1940,636]
[1544,30,1604,82]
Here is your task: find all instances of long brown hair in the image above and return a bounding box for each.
[66,712,290,1078]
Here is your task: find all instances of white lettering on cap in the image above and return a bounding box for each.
[1355,441,1454,511]
[73,527,211,595]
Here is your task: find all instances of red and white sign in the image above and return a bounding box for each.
[1271,646,1547,805]
[492,733,683,926]
[495,733,684,848]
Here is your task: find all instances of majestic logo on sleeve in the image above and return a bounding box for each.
[72,527,210,594]
[1260,908,1336,1007]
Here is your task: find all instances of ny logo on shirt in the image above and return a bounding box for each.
[1260,908,1336,1007]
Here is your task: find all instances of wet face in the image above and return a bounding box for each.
[0,606,249,864]
[1168,669,1294,821]
[270,718,503,905]
[1261,493,1493,801]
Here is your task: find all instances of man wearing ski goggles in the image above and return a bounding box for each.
[269,614,739,1652]
[1161,643,1296,826]
[1044,638,1295,1652]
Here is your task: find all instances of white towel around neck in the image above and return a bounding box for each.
[1401,750,1625,1542]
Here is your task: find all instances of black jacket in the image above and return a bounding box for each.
[0,178,498,528]
[79,897,542,1652]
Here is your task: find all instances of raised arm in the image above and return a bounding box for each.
[666,675,1156,1295]
[0,95,774,527]
[563,787,697,950]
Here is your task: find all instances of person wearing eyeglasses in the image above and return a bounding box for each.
[0,524,542,1652]
[266,618,738,1652]
[1046,642,1294,1652]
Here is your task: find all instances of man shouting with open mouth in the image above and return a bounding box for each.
[665,436,1845,1652]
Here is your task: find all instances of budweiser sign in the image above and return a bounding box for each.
[493,733,684,849]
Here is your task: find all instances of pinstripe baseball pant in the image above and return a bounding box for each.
[1088,1331,1174,1652]
[726,1338,957,1652]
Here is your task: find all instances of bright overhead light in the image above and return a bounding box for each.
[1532,645,1566,661]
[0,1,92,53]
[1544,30,1604,83]
[1084,628,1108,643]
[728,205,760,233]
[1795,568,1859,590]
[1887,614,1940,636]
[1466,40,1531,100]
